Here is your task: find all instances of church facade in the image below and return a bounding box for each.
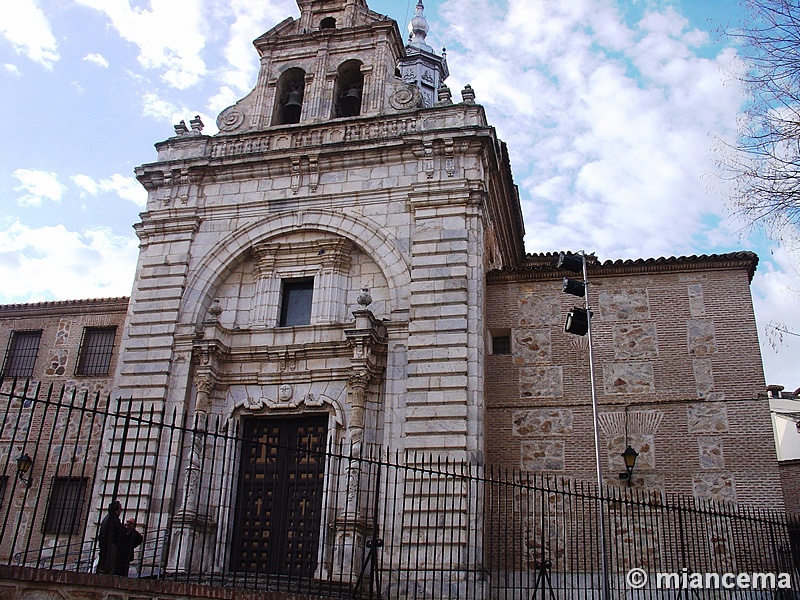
[0,0,788,592]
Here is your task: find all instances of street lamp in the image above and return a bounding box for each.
[619,445,639,486]
[557,250,609,600]
[16,452,34,488]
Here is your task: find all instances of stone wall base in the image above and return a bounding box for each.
[0,566,326,600]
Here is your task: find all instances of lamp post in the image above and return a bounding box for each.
[557,251,609,600]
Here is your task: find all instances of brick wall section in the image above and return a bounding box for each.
[779,459,800,514]
[0,298,129,559]
[485,255,785,509]
[0,297,129,396]
[0,566,325,600]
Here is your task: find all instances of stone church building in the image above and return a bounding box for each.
[0,0,788,590]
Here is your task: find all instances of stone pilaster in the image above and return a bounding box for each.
[404,186,486,461]
[168,371,218,575]
[334,304,387,583]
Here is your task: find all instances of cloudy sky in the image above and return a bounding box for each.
[1,0,798,388]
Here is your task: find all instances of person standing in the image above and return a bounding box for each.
[114,517,143,576]
[97,500,123,574]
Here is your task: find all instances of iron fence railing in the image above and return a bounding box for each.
[1,380,798,599]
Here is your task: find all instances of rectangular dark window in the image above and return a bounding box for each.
[0,476,7,509]
[2,330,42,377]
[492,335,511,355]
[76,327,117,376]
[279,278,314,327]
[44,477,88,535]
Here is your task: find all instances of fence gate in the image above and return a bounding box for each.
[230,415,327,576]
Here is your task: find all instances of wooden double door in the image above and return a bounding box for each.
[231,415,328,576]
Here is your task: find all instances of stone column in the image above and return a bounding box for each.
[251,243,280,326]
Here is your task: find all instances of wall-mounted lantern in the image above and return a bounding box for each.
[16,452,34,488]
[619,445,639,487]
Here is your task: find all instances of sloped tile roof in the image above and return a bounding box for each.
[489,251,759,282]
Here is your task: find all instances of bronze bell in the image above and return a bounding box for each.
[340,86,361,117]
[282,89,303,123]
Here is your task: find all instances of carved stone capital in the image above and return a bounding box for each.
[348,369,372,389]
[194,374,216,395]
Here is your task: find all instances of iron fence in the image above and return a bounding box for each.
[0,380,798,599]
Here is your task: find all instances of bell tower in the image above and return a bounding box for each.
[215,0,421,130]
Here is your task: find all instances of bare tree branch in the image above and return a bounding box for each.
[722,0,800,233]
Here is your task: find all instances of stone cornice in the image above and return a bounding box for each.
[488,251,760,284]
[135,214,202,241]
[138,104,490,175]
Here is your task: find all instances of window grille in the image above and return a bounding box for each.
[279,278,314,327]
[492,335,511,355]
[76,327,116,376]
[2,330,42,377]
[43,477,88,535]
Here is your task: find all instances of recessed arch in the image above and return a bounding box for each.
[272,67,306,125]
[332,59,364,118]
[320,17,336,30]
[180,209,411,326]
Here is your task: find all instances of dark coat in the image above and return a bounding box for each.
[113,527,143,576]
[97,511,123,574]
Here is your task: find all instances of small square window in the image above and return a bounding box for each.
[492,335,511,355]
[44,477,88,535]
[279,278,314,327]
[76,327,117,376]
[2,330,42,378]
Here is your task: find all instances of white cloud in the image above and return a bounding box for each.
[4,63,21,76]
[83,53,109,68]
[439,0,747,260]
[141,91,182,121]
[0,0,59,68]
[71,173,147,208]
[13,169,66,207]
[74,0,207,89]
[0,221,138,303]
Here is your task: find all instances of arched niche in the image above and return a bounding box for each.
[180,209,412,329]
[320,17,336,30]
[272,67,306,126]
[332,60,364,118]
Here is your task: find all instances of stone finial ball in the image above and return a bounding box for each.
[357,287,372,307]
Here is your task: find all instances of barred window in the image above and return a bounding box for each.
[279,278,314,327]
[492,335,511,355]
[2,330,42,378]
[76,327,116,376]
[44,477,88,535]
